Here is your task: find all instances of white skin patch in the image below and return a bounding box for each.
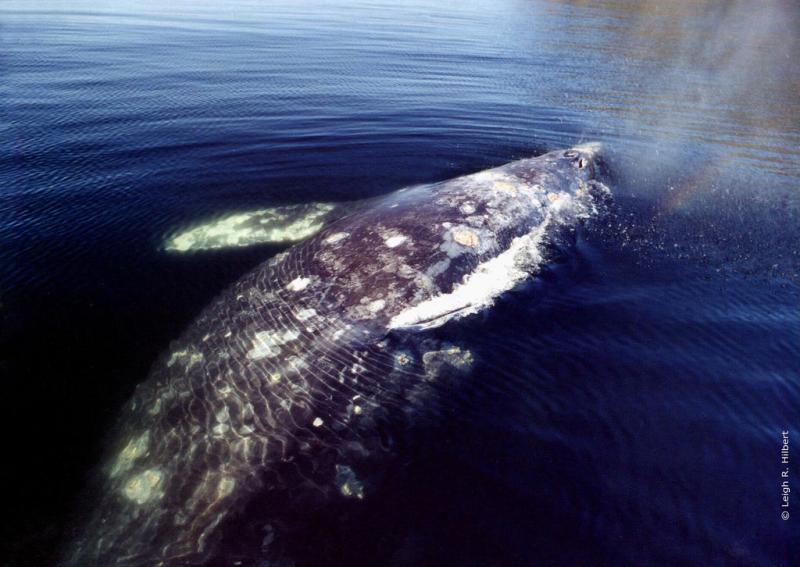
[166,350,187,367]
[459,202,476,215]
[123,468,163,504]
[469,170,503,183]
[148,398,162,416]
[287,355,308,372]
[324,232,349,244]
[384,234,407,248]
[167,349,203,369]
[286,277,311,292]
[336,464,364,499]
[268,251,290,266]
[296,308,317,321]
[186,352,203,370]
[217,476,236,499]
[312,417,324,427]
[281,329,301,342]
[248,333,280,359]
[110,432,150,478]
[367,299,385,313]
[493,180,518,196]
[247,329,300,360]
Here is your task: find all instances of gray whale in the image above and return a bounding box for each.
[65,145,607,565]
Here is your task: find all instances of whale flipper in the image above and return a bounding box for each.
[164,201,348,252]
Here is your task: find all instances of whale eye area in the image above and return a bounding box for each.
[564,150,579,158]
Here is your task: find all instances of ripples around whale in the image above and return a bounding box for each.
[2,0,798,566]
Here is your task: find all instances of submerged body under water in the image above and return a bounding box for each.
[1,0,798,565]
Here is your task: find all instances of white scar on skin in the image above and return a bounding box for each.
[165,203,336,252]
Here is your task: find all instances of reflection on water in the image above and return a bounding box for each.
[1,0,798,565]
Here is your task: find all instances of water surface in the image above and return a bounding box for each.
[2,1,798,565]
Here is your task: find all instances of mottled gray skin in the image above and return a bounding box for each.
[65,147,605,566]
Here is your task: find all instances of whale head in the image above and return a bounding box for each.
[473,141,608,239]
[387,145,609,331]
[514,141,606,195]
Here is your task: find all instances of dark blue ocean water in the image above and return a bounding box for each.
[2,0,798,565]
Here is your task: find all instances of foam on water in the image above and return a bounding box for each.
[390,187,604,331]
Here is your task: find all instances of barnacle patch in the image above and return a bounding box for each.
[452,229,480,248]
[459,202,476,215]
[286,277,311,292]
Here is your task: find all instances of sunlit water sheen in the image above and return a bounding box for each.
[1,1,798,565]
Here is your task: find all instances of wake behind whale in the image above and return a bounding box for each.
[64,146,608,565]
